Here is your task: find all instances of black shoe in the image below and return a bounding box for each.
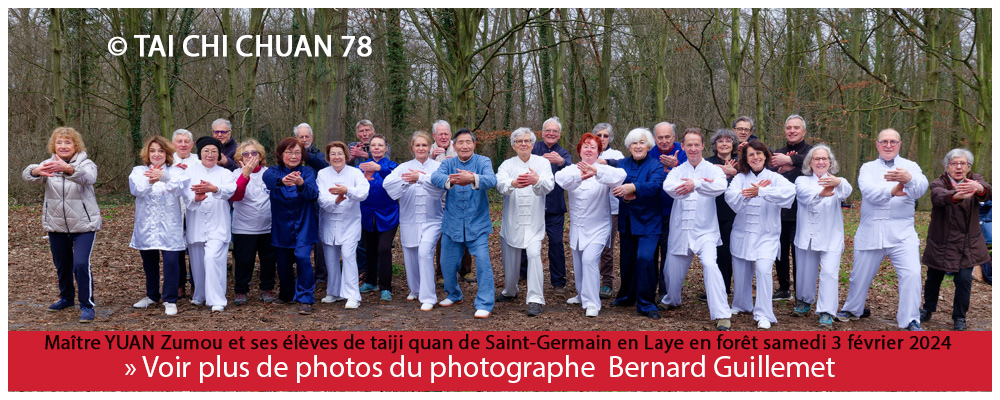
[496,294,516,303]
[773,289,792,301]
[920,308,932,322]
[643,310,662,320]
[611,300,633,307]
[526,302,542,317]
[861,308,871,318]
[698,292,708,301]
[953,318,967,331]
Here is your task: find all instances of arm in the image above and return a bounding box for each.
[382,164,408,201]
[595,164,627,188]
[758,173,796,209]
[494,160,517,195]
[662,168,687,199]
[795,177,824,209]
[316,170,342,213]
[554,165,583,191]
[858,163,893,204]
[128,167,152,197]
[694,165,728,197]
[532,162,555,196]
[835,177,854,200]
[66,160,98,185]
[634,164,666,198]
[928,179,956,208]
[431,161,450,189]
[476,157,497,190]
[22,162,47,183]
[299,167,319,201]
[901,163,929,200]
[230,171,250,202]
[725,173,749,213]
[212,170,237,201]
[975,177,992,202]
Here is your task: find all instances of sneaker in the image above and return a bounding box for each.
[211,305,224,313]
[420,303,434,311]
[645,310,662,320]
[566,296,581,305]
[380,290,392,301]
[322,295,346,303]
[698,292,708,301]
[773,289,792,301]
[905,320,924,331]
[835,310,859,322]
[716,318,731,331]
[47,299,74,312]
[359,283,378,293]
[953,318,967,331]
[526,302,542,317]
[190,299,205,306]
[463,273,477,283]
[599,286,613,299]
[496,294,516,302]
[553,286,566,299]
[133,297,156,309]
[79,307,95,323]
[792,301,811,317]
[438,298,462,307]
[234,293,248,306]
[345,300,360,309]
[861,308,871,318]
[474,309,491,318]
[406,293,418,301]
[919,308,932,322]
[818,313,834,329]
[259,290,277,304]
[164,303,178,316]
[757,319,772,329]
[585,306,599,317]
[298,304,312,315]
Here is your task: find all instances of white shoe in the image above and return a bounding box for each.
[566,296,581,305]
[439,298,460,307]
[420,303,434,311]
[133,297,156,309]
[474,309,491,318]
[757,319,771,329]
[211,305,224,313]
[164,303,177,316]
[730,308,740,315]
[585,307,599,317]
[407,293,418,301]
[190,299,204,306]
[345,300,360,309]
[321,295,347,303]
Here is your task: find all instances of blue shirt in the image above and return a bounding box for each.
[263,164,319,248]
[649,142,687,215]
[616,156,666,235]
[431,154,497,242]
[532,141,573,214]
[360,157,400,232]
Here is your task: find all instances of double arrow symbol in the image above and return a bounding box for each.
[124,364,136,376]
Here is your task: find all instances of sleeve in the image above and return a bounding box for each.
[212,170,237,201]
[596,164,627,188]
[929,179,955,208]
[975,177,992,202]
[662,167,687,199]
[635,164,666,198]
[532,160,555,196]
[757,173,796,209]
[299,167,319,201]
[858,163,893,204]
[164,168,191,197]
[67,160,98,185]
[835,177,854,200]
[231,171,250,202]
[554,166,582,191]
[901,163,929,200]
[476,157,497,190]
[383,163,408,201]
[129,167,152,197]
[725,173,749,213]
[495,160,516,195]
[22,162,46,183]
[431,160,450,189]
[695,165,728,197]
[795,177,824,210]
[346,170,371,202]
[418,167,446,198]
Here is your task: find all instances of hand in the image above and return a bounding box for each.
[720,159,738,178]
[818,175,841,188]
[176,163,188,170]
[239,154,260,178]
[660,150,679,169]
[595,158,608,165]
[956,180,985,196]
[219,153,229,166]
[449,169,475,186]
[401,169,425,184]
[282,171,303,186]
[194,192,207,202]
[359,161,380,172]
[675,178,696,196]
[741,183,760,198]
[756,179,772,187]
[611,183,636,198]
[542,151,564,165]
[737,141,748,153]
[191,180,218,195]
[891,182,905,197]
[32,161,57,177]
[349,144,368,160]
[777,164,795,174]
[329,184,348,196]
[884,167,912,184]
[144,164,165,184]
[335,194,346,204]
[515,168,540,187]
[771,151,795,167]
[431,147,446,158]
[577,163,597,180]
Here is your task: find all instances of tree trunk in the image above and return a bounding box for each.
[596,8,614,123]
[153,9,174,137]
[50,8,66,126]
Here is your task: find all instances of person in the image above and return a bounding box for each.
[183,136,237,313]
[429,119,473,282]
[660,128,731,329]
[496,128,556,316]
[610,128,666,319]
[230,139,277,305]
[594,123,625,299]
[705,129,739,298]
[357,135,400,302]
[920,149,991,331]
[211,118,239,171]
[555,133,626,317]
[648,122,687,300]
[793,144,852,328]
[171,129,198,299]
[770,114,813,301]
[316,141,370,310]
[23,127,102,323]
[348,119,391,166]
[725,140,795,329]
[295,123,330,285]
[838,128,929,331]
[385,132,447,311]
[522,117,572,296]
[430,128,498,318]
[732,116,760,147]
[263,137,320,315]
[129,136,190,316]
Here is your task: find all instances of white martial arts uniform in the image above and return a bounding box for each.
[841,156,928,328]
[794,173,852,315]
[183,163,237,307]
[496,154,555,304]
[661,160,731,320]
[725,168,795,323]
[555,163,627,310]
[316,165,371,303]
[384,158,445,305]
[600,148,626,217]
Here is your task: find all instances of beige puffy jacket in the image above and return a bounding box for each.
[22,151,102,233]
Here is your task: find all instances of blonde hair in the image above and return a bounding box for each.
[235,139,266,165]
[140,136,176,166]
[47,127,86,155]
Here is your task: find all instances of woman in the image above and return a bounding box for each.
[183,136,237,313]
[555,133,627,317]
[357,135,400,302]
[921,149,991,331]
[263,137,320,315]
[22,127,102,323]
[595,123,624,299]
[129,136,190,316]
[171,129,198,299]
[317,141,370,309]
[725,140,795,329]
[384,132,446,311]
[705,129,739,298]
[230,139,277,305]
[496,128,555,316]
[793,144,852,328]
[610,128,666,319]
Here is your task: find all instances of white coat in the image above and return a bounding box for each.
[554,163,626,250]
[128,165,190,251]
[316,165,370,246]
[725,168,795,261]
[662,160,728,254]
[384,158,446,247]
[854,156,929,250]
[231,167,272,235]
[182,163,237,244]
[794,173,853,252]
[496,155,555,248]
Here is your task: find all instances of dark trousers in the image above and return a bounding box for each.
[313,243,327,282]
[48,231,96,308]
[232,233,276,294]
[717,219,734,295]
[615,232,659,313]
[356,239,367,275]
[139,249,181,303]
[275,245,315,304]
[924,267,973,320]
[521,212,567,288]
[363,226,399,291]
[653,214,671,296]
[776,219,797,291]
[435,237,472,278]
[599,215,618,287]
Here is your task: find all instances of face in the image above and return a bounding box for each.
[356,124,375,144]
[629,137,650,160]
[715,135,734,156]
[173,135,193,158]
[682,133,704,163]
[433,125,452,147]
[295,127,313,148]
[784,118,805,145]
[282,144,303,168]
[454,133,476,160]
[734,121,753,142]
[746,147,766,172]
[200,145,219,168]
[513,134,533,158]
[595,129,611,150]
[580,139,600,164]
[876,130,902,160]
[148,142,167,166]
[810,148,831,176]
[212,123,232,143]
[329,146,347,168]
[946,156,970,181]
[412,136,431,160]
[654,124,675,151]
[240,146,260,162]
[369,138,387,159]
[54,136,77,160]
[542,121,561,146]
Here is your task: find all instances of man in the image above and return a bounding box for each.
[769,114,812,300]
[838,128,928,330]
[648,122,687,300]
[521,117,572,296]
[428,120,473,282]
[430,129,498,318]
[211,118,239,171]
[732,115,759,145]
[348,119,391,167]
[294,123,330,286]
[661,128,733,330]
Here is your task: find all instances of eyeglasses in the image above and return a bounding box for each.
[201,149,219,155]
[812,157,830,162]
[715,138,734,144]
[543,129,560,134]
[212,130,230,135]
[596,133,610,138]
[948,161,970,167]
[283,150,302,156]
[513,139,532,145]
[877,140,901,147]
[734,127,752,133]
[241,150,258,158]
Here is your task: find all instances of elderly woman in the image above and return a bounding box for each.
[230,139,277,305]
[725,140,795,329]
[921,149,991,331]
[594,123,625,299]
[171,129,198,299]
[496,127,555,316]
[555,133,626,317]
[23,127,102,323]
[705,129,739,298]
[129,136,190,316]
[183,136,237,313]
[356,135,400,302]
[385,132,446,311]
[610,128,667,319]
[263,137,319,315]
[793,144,853,328]
[317,141,370,309]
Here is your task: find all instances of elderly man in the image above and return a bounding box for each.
[431,129,498,318]
[648,122,687,301]
[294,123,331,286]
[838,128,928,330]
[171,129,199,299]
[768,114,812,301]
[348,119,391,167]
[429,119,473,282]
[732,116,760,145]
[521,117,572,296]
[211,118,239,171]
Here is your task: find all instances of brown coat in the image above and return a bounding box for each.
[922,173,992,272]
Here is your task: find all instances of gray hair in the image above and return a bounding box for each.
[943,148,974,168]
[510,127,537,148]
[710,129,738,153]
[171,128,194,142]
[623,128,654,150]
[293,122,312,136]
[542,116,562,132]
[801,144,840,175]
[211,118,232,131]
[653,121,677,135]
[785,114,806,129]
[355,119,374,130]
[592,123,614,141]
[732,116,755,130]
[432,120,451,134]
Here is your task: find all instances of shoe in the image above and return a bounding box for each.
[474,309,491,318]
[190,299,205,306]
[345,300,360,309]
[792,301,811,317]
[835,310,859,322]
[905,320,924,331]
[316,278,326,287]
[234,293,248,306]
[463,273,477,283]
[164,303,177,316]
[716,319,731,331]
[406,293,418,301]
[526,302,542,316]
[553,286,566,298]
[177,287,186,299]
[861,308,871,318]
[272,298,290,305]
[322,295,346,303]
[773,289,792,301]
[610,300,632,307]
[566,296,581,305]
[259,290,277,303]
[698,292,708,301]
[47,299,74,312]
[211,305,224,313]
[818,313,834,329]
[380,290,392,301]
[643,310,662,320]
[657,302,679,311]
[757,319,772,329]
[133,297,156,309]
[79,307,95,323]
[359,283,378,293]
[496,294,516,302]
[730,308,741,316]
[420,303,434,311]
[438,298,462,307]
[585,306,599,317]
[298,304,312,315]
[436,277,445,284]
[953,318,967,331]
[599,286,613,299]
[919,308,932,322]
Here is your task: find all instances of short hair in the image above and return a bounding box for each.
[453,128,476,143]
[409,130,433,149]
[542,116,562,132]
[878,128,902,142]
[731,116,755,131]
[47,127,86,155]
[139,136,175,167]
[801,144,840,175]
[784,114,806,129]
[943,148,974,168]
[235,139,266,164]
[325,141,350,163]
[355,119,374,131]
[510,127,536,148]
[171,128,194,142]
[592,122,614,141]
[737,139,772,174]
[623,128,654,150]
[212,118,232,131]
[369,134,388,147]
[710,129,738,153]
[293,122,312,136]
[653,122,676,136]
[576,133,604,155]
[681,127,704,144]
[431,120,451,134]
[274,137,309,168]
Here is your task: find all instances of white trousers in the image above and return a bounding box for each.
[841,240,921,328]
[794,246,842,315]
[323,242,361,302]
[663,241,731,320]
[732,257,776,323]
[501,238,544,304]
[402,234,440,305]
[189,240,228,307]
[571,243,605,310]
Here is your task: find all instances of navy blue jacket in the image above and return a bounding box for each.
[359,157,400,232]
[649,142,687,216]
[532,141,573,214]
[616,156,666,235]
[263,164,319,248]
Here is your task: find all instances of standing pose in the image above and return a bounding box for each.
[317,141,370,309]
[230,140,277,305]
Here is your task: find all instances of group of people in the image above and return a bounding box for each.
[24,114,990,331]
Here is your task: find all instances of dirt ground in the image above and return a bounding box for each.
[7,194,993,332]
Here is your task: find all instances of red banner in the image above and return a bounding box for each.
[8,331,992,391]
